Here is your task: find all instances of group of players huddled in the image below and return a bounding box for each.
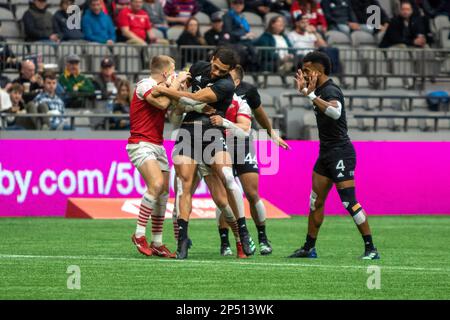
[126,47,380,261]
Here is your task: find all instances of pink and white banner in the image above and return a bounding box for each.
[1,140,449,217]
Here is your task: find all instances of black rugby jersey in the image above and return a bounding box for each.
[183,61,235,125]
[313,78,351,151]
[235,81,261,110]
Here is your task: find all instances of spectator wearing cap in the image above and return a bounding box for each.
[204,11,232,46]
[143,0,169,38]
[82,0,117,44]
[13,60,44,104]
[93,58,123,100]
[59,54,95,108]
[288,14,327,56]
[53,0,85,41]
[23,0,60,42]
[290,0,328,33]
[321,0,358,35]
[164,0,200,26]
[3,84,27,130]
[33,72,68,130]
[116,0,158,44]
[176,17,206,67]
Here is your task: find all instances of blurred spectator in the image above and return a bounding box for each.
[0,23,19,72]
[350,0,390,33]
[245,0,292,18]
[93,58,121,100]
[164,0,200,26]
[223,0,256,42]
[117,0,158,44]
[421,0,450,18]
[288,14,327,56]
[33,72,68,130]
[53,0,85,41]
[3,84,27,130]
[380,1,427,48]
[204,11,232,46]
[254,16,294,74]
[290,0,328,33]
[82,0,117,44]
[107,79,131,130]
[59,54,95,108]
[143,0,170,37]
[109,0,131,23]
[177,17,206,67]
[0,74,10,89]
[321,0,359,35]
[23,0,60,43]
[13,60,44,104]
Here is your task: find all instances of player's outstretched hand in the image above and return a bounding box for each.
[176,71,190,84]
[275,136,291,150]
[306,71,319,95]
[209,115,223,126]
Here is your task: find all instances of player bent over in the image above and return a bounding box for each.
[127,55,192,258]
[288,51,380,260]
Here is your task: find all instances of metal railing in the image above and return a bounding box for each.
[1,42,450,84]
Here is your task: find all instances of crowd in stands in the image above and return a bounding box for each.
[0,0,449,130]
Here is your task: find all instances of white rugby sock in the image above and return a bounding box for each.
[151,192,168,246]
[254,199,267,224]
[135,193,158,238]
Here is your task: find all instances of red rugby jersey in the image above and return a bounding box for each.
[128,78,167,145]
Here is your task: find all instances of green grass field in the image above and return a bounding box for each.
[0,216,449,300]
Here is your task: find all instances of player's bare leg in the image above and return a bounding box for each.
[173,155,198,259]
[239,172,272,255]
[211,150,256,256]
[132,159,167,257]
[288,172,333,258]
[204,173,246,258]
[336,179,380,260]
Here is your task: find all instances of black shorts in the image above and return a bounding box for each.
[314,143,356,182]
[229,137,259,176]
[173,123,227,165]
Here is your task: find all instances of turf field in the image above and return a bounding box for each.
[0,216,449,300]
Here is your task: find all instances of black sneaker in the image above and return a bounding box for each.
[220,243,233,256]
[240,231,256,256]
[361,248,380,260]
[287,247,317,258]
[176,237,190,260]
[259,239,273,255]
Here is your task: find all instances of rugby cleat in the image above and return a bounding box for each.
[176,237,190,260]
[150,242,176,258]
[259,239,273,255]
[131,234,153,256]
[240,232,256,256]
[361,248,380,260]
[287,247,317,258]
[236,242,247,259]
[220,243,233,256]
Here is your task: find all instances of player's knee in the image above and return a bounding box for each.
[221,167,237,190]
[337,187,366,225]
[148,180,164,196]
[310,191,324,211]
[244,190,259,205]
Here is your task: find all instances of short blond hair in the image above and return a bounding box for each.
[150,55,175,74]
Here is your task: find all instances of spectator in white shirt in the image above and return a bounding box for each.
[288,14,327,56]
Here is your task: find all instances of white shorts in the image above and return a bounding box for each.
[126,142,169,172]
[197,162,212,178]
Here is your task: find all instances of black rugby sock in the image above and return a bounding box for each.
[256,224,267,242]
[177,219,188,242]
[219,228,230,246]
[362,234,375,251]
[303,234,317,251]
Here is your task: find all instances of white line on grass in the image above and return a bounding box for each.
[0,254,449,273]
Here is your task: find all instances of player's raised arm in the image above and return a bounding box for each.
[145,71,190,110]
[296,70,342,120]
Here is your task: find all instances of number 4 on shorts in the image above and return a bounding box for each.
[336,160,345,171]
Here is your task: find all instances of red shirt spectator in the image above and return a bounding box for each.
[291,0,328,31]
[164,0,200,25]
[117,2,152,41]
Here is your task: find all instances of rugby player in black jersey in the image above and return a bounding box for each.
[214,65,291,255]
[151,47,255,259]
[288,51,380,260]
